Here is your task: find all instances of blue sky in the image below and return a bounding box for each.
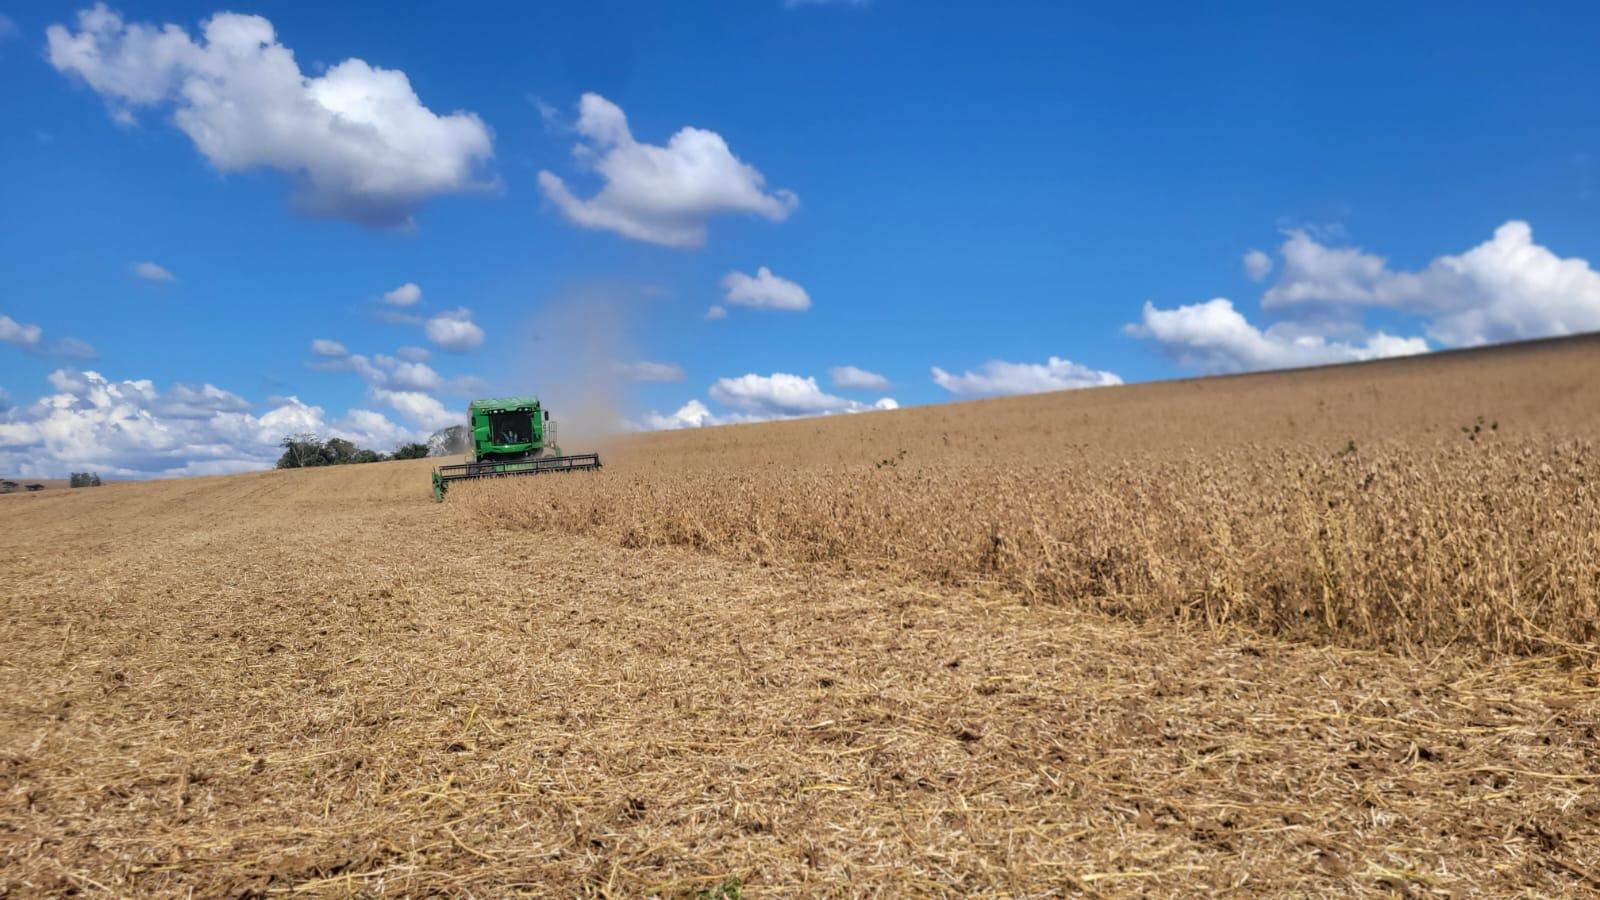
[2,1,1598,477]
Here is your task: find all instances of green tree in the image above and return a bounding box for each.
[276,433,327,469]
[324,437,359,465]
[391,442,431,460]
[277,433,393,468]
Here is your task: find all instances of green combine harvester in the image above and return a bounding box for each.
[431,397,601,500]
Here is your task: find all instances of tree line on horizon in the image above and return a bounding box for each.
[275,426,470,469]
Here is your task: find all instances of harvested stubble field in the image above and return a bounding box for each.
[3,336,1599,897]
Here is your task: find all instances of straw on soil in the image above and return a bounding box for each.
[2,336,1598,896]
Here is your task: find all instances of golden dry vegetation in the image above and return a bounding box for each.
[465,335,1600,658]
[2,335,1598,896]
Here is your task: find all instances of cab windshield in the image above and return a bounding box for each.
[487,411,533,445]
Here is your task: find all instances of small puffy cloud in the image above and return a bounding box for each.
[705,305,727,321]
[371,388,457,430]
[423,307,484,352]
[1243,249,1272,282]
[931,356,1121,398]
[638,376,896,432]
[710,373,847,416]
[1126,298,1428,375]
[537,93,797,248]
[372,355,443,392]
[1,314,44,349]
[1262,230,1389,308]
[721,266,810,311]
[308,343,478,397]
[395,345,430,362]
[383,282,422,306]
[133,261,174,282]
[642,399,717,431]
[1258,221,1600,347]
[304,339,479,442]
[614,360,686,382]
[334,408,415,449]
[47,5,493,227]
[829,365,889,391]
[0,313,97,359]
[250,395,324,439]
[710,372,894,417]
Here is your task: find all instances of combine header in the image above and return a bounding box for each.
[431,397,600,500]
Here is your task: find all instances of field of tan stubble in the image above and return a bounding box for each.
[1,333,1597,896]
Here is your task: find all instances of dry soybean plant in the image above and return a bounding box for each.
[461,428,1599,659]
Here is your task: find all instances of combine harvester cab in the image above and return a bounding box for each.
[431,397,601,500]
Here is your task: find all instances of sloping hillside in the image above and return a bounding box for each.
[2,338,1597,896]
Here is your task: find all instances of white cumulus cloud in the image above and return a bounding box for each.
[47,4,493,227]
[537,93,797,248]
[1259,221,1600,347]
[1126,298,1429,375]
[1134,220,1599,376]
[705,305,728,321]
[829,365,889,391]
[0,368,418,479]
[157,382,250,418]
[383,282,422,306]
[642,399,718,431]
[309,338,348,357]
[638,372,897,431]
[721,266,811,311]
[931,356,1121,398]
[1262,230,1390,308]
[423,307,484,352]
[375,357,443,392]
[336,408,417,450]
[371,388,457,430]
[710,372,894,417]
